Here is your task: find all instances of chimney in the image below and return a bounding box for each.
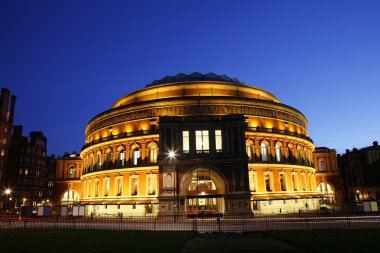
[373,141,378,147]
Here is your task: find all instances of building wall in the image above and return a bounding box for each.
[5,126,48,207]
[313,147,343,205]
[0,88,15,189]
[52,153,83,206]
[76,75,320,216]
[338,141,380,202]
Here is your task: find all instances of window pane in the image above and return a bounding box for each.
[182,131,189,153]
[133,150,140,165]
[261,143,268,161]
[215,130,222,151]
[105,178,110,196]
[196,131,202,151]
[202,130,209,150]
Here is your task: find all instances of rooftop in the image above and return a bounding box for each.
[146,72,242,87]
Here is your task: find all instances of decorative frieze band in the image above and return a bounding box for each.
[87,104,306,136]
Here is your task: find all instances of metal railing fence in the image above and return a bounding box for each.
[1,212,380,232]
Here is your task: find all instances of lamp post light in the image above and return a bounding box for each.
[168,150,178,222]
[3,189,12,210]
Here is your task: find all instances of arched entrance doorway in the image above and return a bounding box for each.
[61,189,80,206]
[317,182,335,204]
[182,168,226,215]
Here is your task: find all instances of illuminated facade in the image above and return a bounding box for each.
[76,72,320,216]
[53,153,83,207]
[313,147,342,205]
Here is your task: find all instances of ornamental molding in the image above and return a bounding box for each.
[87,104,306,136]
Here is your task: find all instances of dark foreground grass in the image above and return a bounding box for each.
[0,229,195,253]
[266,229,380,253]
[1,229,380,253]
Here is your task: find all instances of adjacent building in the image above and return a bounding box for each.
[52,152,82,207]
[0,88,16,188]
[313,147,343,205]
[5,126,48,207]
[338,141,380,202]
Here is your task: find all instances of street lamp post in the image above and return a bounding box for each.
[168,150,178,222]
[3,189,12,211]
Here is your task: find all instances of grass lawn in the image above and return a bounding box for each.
[0,229,196,253]
[0,229,380,252]
[266,229,380,253]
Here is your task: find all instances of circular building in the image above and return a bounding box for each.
[80,72,319,216]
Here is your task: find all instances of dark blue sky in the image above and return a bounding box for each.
[1,0,379,156]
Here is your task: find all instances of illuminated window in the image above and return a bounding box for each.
[130,176,139,195]
[149,146,157,163]
[246,143,251,159]
[119,151,125,166]
[98,154,102,166]
[318,158,325,172]
[104,177,110,196]
[196,130,209,153]
[0,149,4,156]
[106,151,112,164]
[147,174,157,195]
[275,144,282,162]
[133,150,140,165]
[265,173,271,191]
[182,131,189,153]
[215,130,222,152]
[261,143,268,161]
[69,167,75,179]
[61,190,79,204]
[116,177,123,196]
[248,171,256,192]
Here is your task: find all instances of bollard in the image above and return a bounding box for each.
[217,218,221,232]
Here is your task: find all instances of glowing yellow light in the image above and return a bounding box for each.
[4,189,11,195]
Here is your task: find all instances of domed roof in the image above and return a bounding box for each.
[146,72,242,87]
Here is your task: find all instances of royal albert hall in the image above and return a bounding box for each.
[78,73,320,216]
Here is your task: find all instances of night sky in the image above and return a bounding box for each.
[1,0,379,156]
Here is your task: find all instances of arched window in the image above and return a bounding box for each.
[275,143,282,162]
[132,148,140,165]
[148,142,158,164]
[261,143,268,162]
[61,190,79,204]
[105,149,112,165]
[69,166,76,179]
[97,152,102,167]
[246,141,252,159]
[119,149,125,166]
[318,158,325,172]
[317,182,335,204]
[297,147,302,164]
[265,173,271,191]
